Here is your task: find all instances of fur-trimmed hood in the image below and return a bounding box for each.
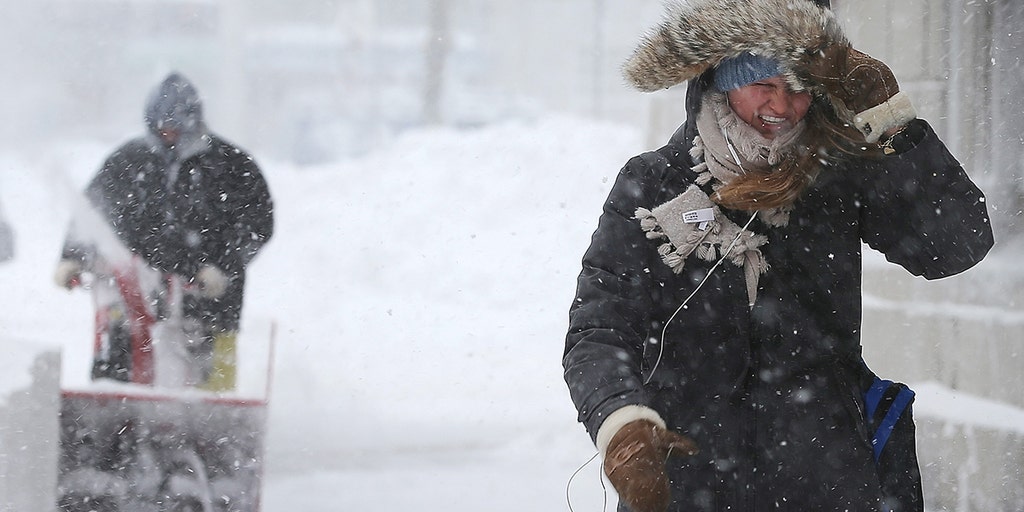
[622,0,846,93]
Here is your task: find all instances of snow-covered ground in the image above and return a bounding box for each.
[3,115,1022,510]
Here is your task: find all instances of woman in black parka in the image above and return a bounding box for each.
[55,72,274,391]
[562,1,993,511]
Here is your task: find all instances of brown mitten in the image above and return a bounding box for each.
[803,45,916,142]
[603,420,699,512]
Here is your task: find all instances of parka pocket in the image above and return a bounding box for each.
[829,360,875,454]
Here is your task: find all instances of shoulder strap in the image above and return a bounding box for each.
[864,377,889,418]
[864,376,916,461]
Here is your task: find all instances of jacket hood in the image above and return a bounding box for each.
[144,72,205,137]
[622,0,846,94]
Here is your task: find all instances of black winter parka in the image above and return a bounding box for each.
[563,87,993,510]
[63,134,274,331]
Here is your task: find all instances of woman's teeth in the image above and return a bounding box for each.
[761,115,786,125]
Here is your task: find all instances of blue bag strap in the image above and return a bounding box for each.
[872,385,916,461]
[865,377,890,419]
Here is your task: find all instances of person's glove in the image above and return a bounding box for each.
[54,259,84,289]
[803,45,916,143]
[194,265,229,298]
[603,419,699,512]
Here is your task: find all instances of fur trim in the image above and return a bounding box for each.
[853,91,917,143]
[595,405,666,456]
[622,0,846,92]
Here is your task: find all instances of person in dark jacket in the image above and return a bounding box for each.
[55,72,274,391]
[562,1,994,511]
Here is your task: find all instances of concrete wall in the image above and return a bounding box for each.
[862,261,1024,408]
[918,418,1024,512]
[863,250,1024,510]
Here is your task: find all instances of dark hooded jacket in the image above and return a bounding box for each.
[563,1,993,510]
[62,73,274,331]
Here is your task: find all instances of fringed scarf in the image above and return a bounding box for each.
[635,92,806,307]
[692,91,804,227]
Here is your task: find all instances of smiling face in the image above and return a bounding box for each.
[725,76,812,139]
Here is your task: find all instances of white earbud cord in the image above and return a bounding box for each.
[643,210,757,385]
[567,132,758,511]
[564,451,605,512]
[644,130,756,385]
[723,125,746,173]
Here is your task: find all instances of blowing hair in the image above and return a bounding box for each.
[711,97,879,211]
